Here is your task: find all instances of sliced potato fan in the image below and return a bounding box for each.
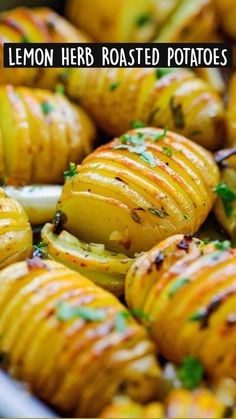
[41,223,133,296]
[0,188,32,268]
[0,259,160,417]
[125,234,236,380]
[57,128,219,257]
[0,85,96,184]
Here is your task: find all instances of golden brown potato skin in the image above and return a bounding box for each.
[126,234,236,380]
[66,0,157,43]
[0,188,32,268]
[0,259,160,417]
[0,7,88,88]
[226,73,236,167]
[0,85,95,184]
[99,389,225,418]
[65,68,224,150]
[58,128,219,257]
[215,0,236,39]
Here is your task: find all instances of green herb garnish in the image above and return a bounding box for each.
[41,102,54,115]
[152,128,168,142]
[110,81,121,91]
[177,356,204,390]
[55,83,65,94]
[33,242,48,258]
[213,183,236,217]
[56,301,106,322]
[188,309,207,322]
[136,13,152,27]
[64,162,77,180]
[0,176,7,187]
[21,35,30,43]
[132,120,146,129]
[162,146,173,157]
[115,311,130,332]
[156,68,175,79]
[114,144,157,168]
[131,307,152,321]
[214,240,231,251]
[168,278,189,298]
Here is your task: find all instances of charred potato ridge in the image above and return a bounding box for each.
[126,234,236,380]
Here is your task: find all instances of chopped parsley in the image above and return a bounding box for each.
[21,35,30,43]
[152,128,168,142]
[214,240,231,251]
[156,68,175,79]
[162,146,173,157]
[177,356,204,390]
[114,144,157,168]
[64,162,77,180]
[0,176,7,187]
[168,278,189,298]
[170,97,185,129]
[115,311,130,332]
[55,83,65,94]
[33,242,48,258]
[110,81,121,91]
[188,309,207,322]
[213,183,236,217]
[56,301,106,322]
[136,13,152,27]
[131,307,152,321]
[132,120,146,129]
[41,102,54,115]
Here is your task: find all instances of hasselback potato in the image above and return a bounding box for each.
[226,73,236,167]
[0,259,160,417]
[125,234,236,380]
[0,187,32,268]
[99,389,225,418]
[155,0,216,43]
[215,0,236,39]
[57,128,219,257]
[64,68,224,150]
[66,0,158,43]
[0,7,89,89]
[0,85,96,184]
[41,223,133,296]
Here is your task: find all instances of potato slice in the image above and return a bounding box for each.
[41,223,133,296]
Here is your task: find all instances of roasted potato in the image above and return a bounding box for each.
[215,0,236,39]
[64,68,224,150]
[226,73,236,166]
[0,187,32,268]
[57,128,219,257]
[0,85,96,184]
[41,223,133,296]
[125,234,236,380]
[66,0,157,43]
[99,389,225,418]
[5,185,62,225]
[155,0,216,43]
[0,7,89,88]
[0,259,160,417]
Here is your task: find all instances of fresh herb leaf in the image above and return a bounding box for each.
[55,83,65,94]
[114,144,157,168]
[213,183,236,218]
[131,308,152,321]
[56,301,106,322]
[41,102,54,115]
[33,242,48,258]
[152,128,168,142]
[136,13,152,27]
[0,176,7,187]
[115,311,130,332]
[188,309,207,322]
[64,162,77,180]
[148,207,169,218]
[162,146,173,157]
[21,35,30,43]
[156,68,175,79]
[110,81,121,91]
[170,97,185,129]
[214,240,231,250]
[140,150,157,167]
[168,278,189,298]
[132,120,146,129]
[177,356,204,390]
